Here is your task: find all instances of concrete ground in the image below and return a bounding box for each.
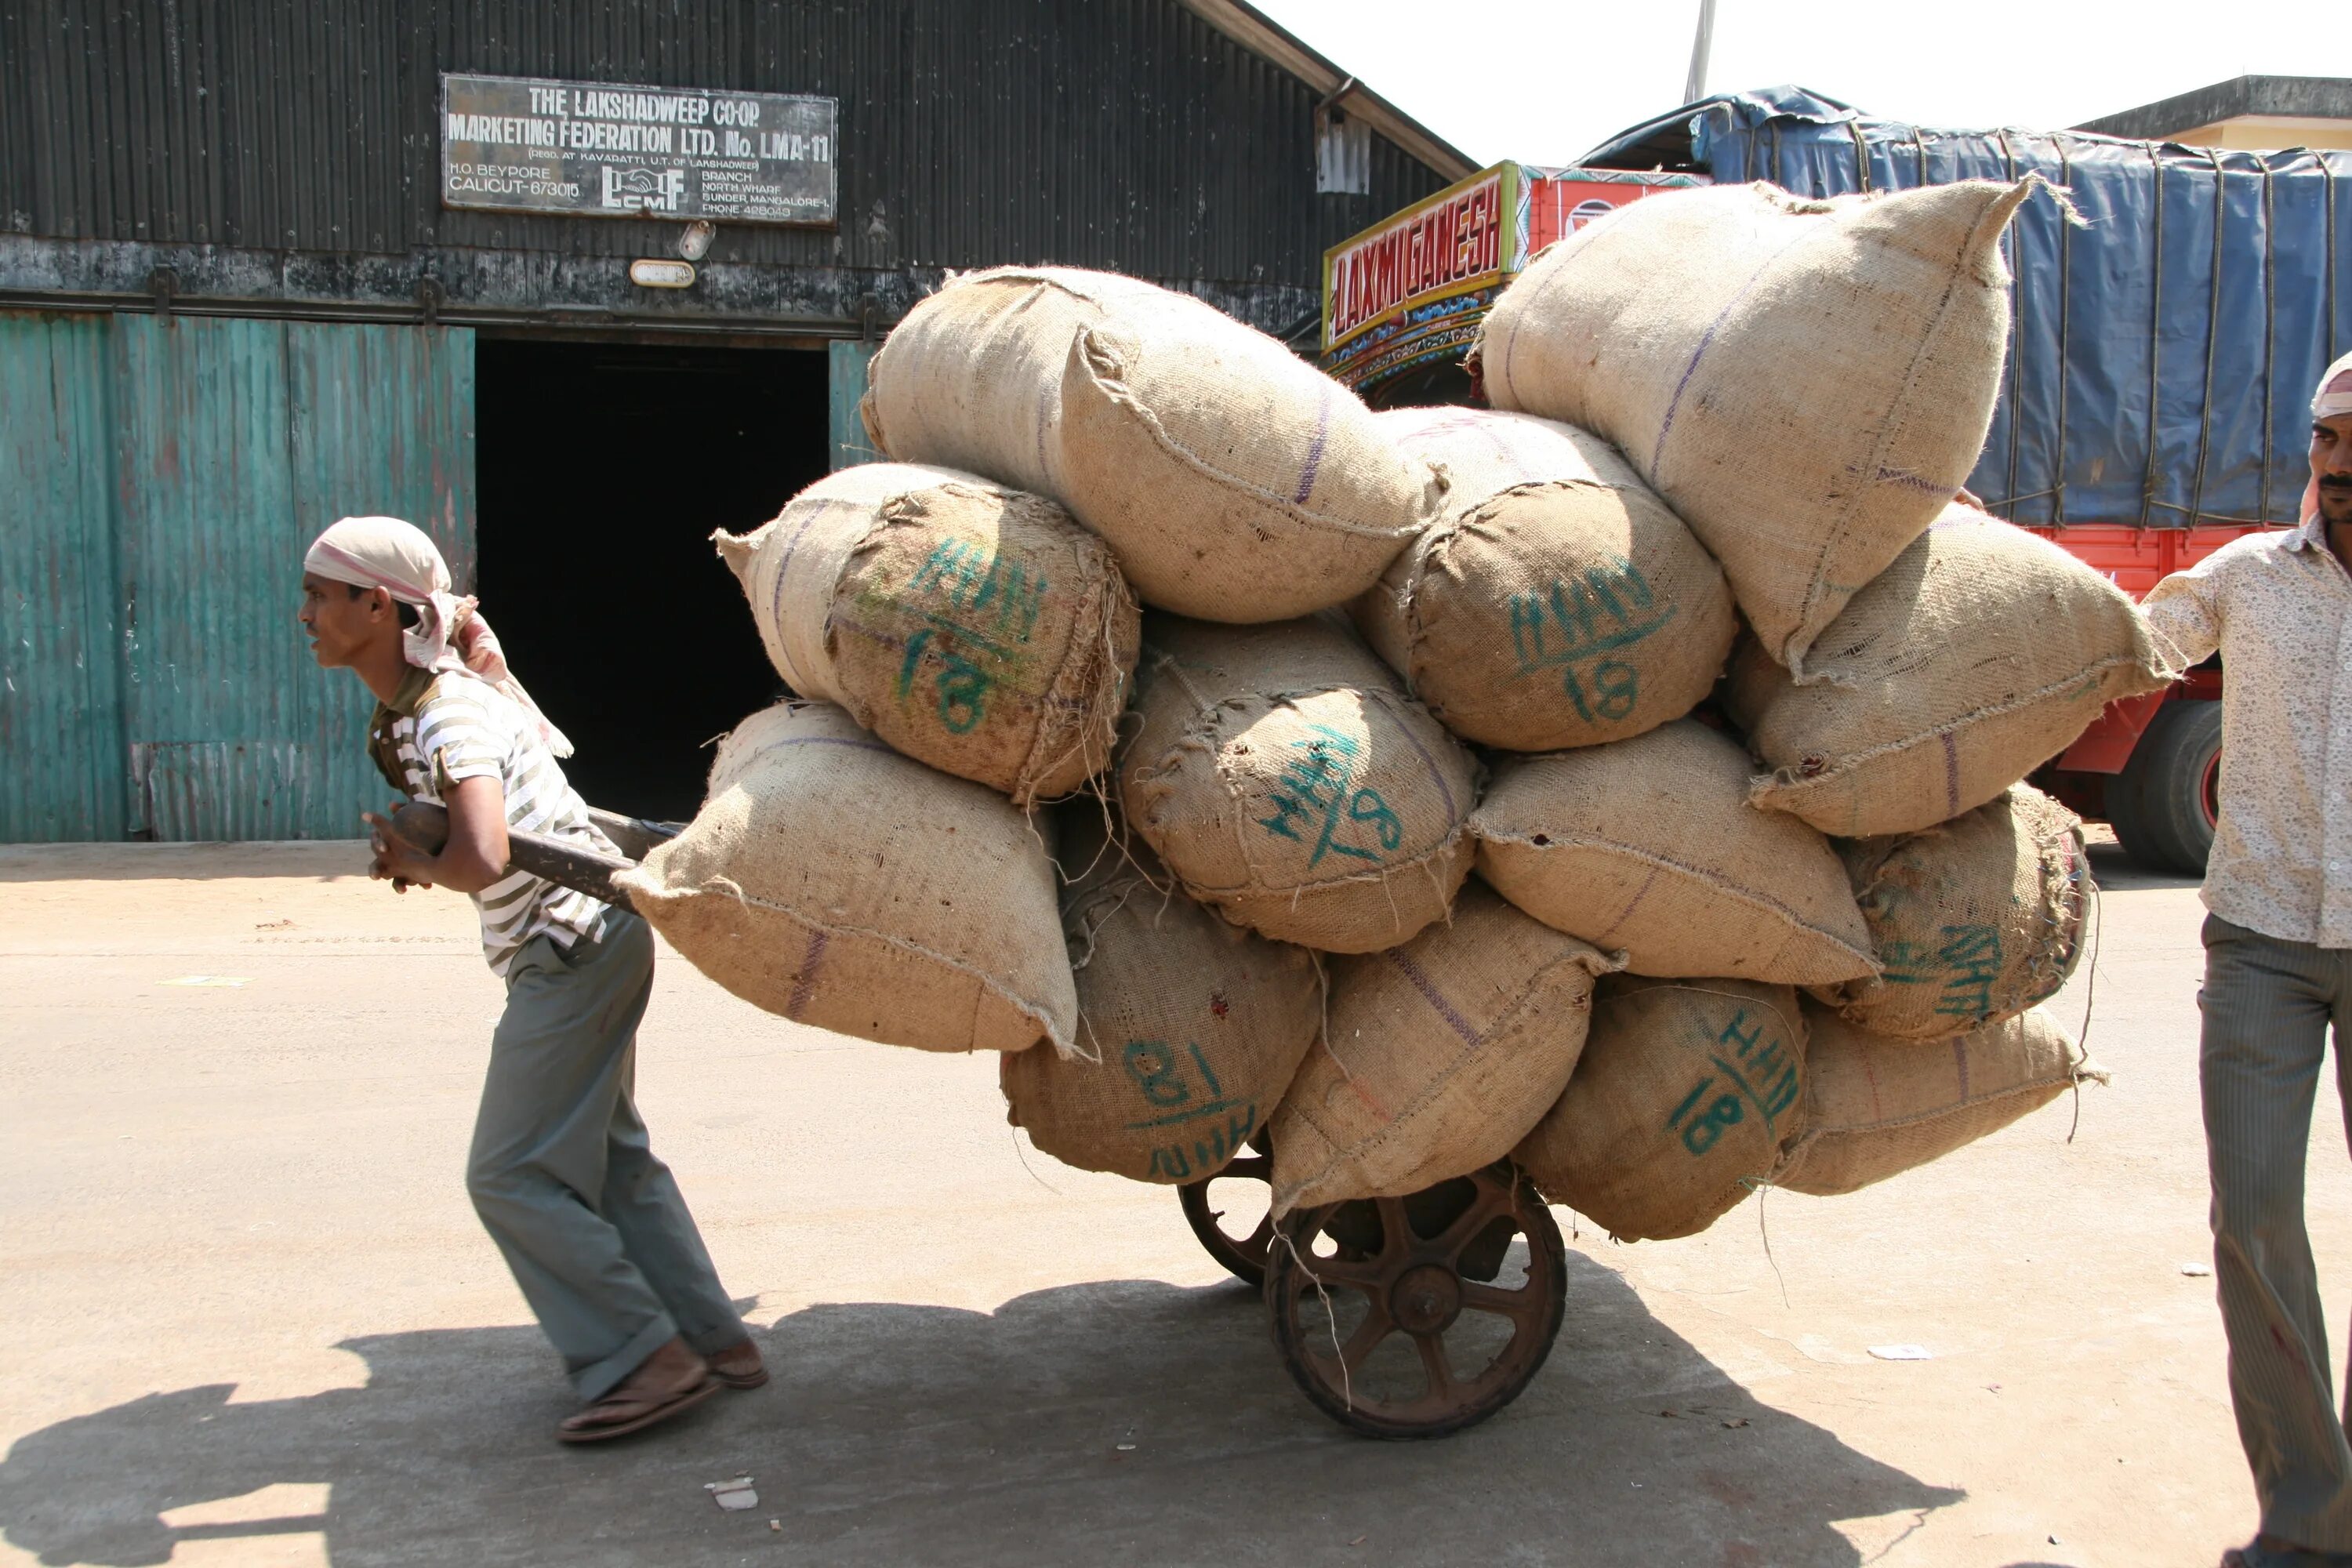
[0,836,2342,1567]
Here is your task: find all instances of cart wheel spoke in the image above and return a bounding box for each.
[1428,1185,1510,1261]
[1458,1278,1544,1325]
[1293,1253,1387,1294]
[1413,1330,1458,1400]
[1372,1196,1414,1261]
[1335,1307,1395,1374]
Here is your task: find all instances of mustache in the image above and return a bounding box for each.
[2323,476,2352,491]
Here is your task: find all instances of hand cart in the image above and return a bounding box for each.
[388,801,1571,1439]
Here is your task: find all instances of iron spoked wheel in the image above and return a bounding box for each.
[1263,1161,1566,1439]
[1178,1137,1274,1287]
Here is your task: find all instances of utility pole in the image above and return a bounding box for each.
[1683,0,1717,105]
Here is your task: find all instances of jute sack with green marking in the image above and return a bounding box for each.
[1773,1004,2103,1196]
[1472,720,1876,985]
[716,463,1141,804]
[615,702,1076,1055]
[1349,407,1736,750]
[1807,783,2088,1042]
[862,265,1439,622]
[1515,975,1807,1242]
[1268,882,1618,1214]
[1726,505,2167,839]
[1472,180,2034,676]
[1118,613,1479,953]
[1001,811,1322,1183]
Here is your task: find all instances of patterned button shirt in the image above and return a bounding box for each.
[2143,517,2352,948]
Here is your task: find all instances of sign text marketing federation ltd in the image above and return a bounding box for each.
[440,73,837,227]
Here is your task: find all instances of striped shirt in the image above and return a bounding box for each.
[376,670,613,976]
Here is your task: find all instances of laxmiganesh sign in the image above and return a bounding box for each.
[1321,163,1708,396]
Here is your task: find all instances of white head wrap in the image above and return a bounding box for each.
[303,515,572,757]
[2302,351,2352,527]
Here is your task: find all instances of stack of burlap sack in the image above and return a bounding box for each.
[619,176,2157,1244]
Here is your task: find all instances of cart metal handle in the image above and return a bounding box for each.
[383,801,681,916]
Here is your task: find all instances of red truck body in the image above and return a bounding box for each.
[2027,524,2256,850]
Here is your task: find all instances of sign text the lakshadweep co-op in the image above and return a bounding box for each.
[440,73,837,227]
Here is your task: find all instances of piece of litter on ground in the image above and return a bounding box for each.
[1868,1344,1933,1361]
[1348,1537,1367,1548]
[704,1477,757,1512]
[2182,1262,2212,1277]
[2049,1534,2062,1546]
[162,975,251,988]
[1113,1442,1136,1452]
[768,1519,781,1532]
[1721,1417,1749,1428]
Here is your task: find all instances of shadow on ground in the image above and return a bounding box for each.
[2084,839,2201,895]
[1,1258,1959,1568]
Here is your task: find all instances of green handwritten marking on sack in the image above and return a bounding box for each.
[880,537,1054,735]
[1877,922,2005,1021]
[1144,1103,1258,1181]
[1118,1038,1258,1180]
[1662,1005,1799,1157]
[1506,559,1680,711]
[1932,922,2003,1021]
[909,536,1050,643]
[1254,724,1406,868]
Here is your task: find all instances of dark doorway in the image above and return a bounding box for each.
[477,339,828,821]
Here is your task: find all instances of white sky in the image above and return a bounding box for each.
[1253,0,2351,167]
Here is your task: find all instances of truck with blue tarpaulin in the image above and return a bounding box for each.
[1323,85,2352,874]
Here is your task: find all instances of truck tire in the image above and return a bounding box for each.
[2114,699,2221,876]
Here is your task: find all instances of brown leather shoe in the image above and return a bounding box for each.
[557,1337,718,1443]
[708,1338,768,1390]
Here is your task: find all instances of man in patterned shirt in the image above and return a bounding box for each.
[2144,351,2352,1568]
[298,515,764,1443]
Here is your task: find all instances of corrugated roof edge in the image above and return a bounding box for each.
[2076,74,2352,141]
[1178,0,1479,181]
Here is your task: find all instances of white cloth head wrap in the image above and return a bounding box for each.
[2302,351,2352,527]
[303,515,572,757]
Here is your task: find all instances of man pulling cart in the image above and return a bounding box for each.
[299,516,765,1443]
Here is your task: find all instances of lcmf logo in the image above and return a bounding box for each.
[601,166,686,212]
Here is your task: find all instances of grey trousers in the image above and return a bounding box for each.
[468,909,746,1401]
[2202,913,2352,1548]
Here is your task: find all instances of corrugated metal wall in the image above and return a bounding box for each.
[0,311,474,842]
[0,0,1442,291]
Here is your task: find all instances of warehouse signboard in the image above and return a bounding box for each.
[440,73,837,226]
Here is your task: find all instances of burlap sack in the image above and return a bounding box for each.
[862,266,1439,621]
[1728,505,2168,838]
[715,463,1141,804]
[1809,784,2088,1040]
[1774,1004,2103,1196]
[1472,721,1876,985]
[1515,975,1807,1242]
[1472,180,2034,676]
[1350,407,1736,750]
[1268,882,1617,1214]
[1002,812,1321,1183]
[615,702,1076,1054]
[1119,613,1479,953]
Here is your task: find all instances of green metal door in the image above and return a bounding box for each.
[0,312,475,842]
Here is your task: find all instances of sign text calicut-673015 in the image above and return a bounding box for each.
[439,73,837,227]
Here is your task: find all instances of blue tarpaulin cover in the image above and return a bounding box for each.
[1585,86,2351,528]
